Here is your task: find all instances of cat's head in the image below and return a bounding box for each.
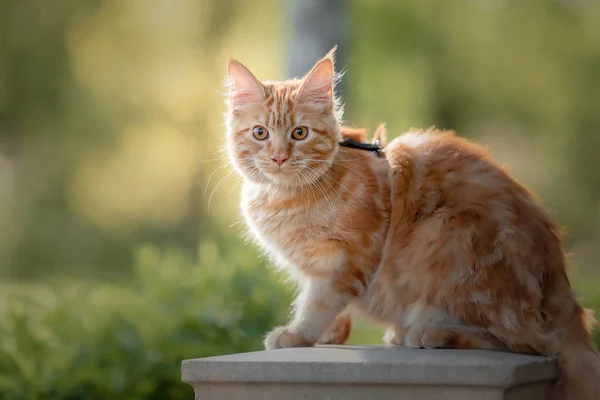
[225,48,343,188]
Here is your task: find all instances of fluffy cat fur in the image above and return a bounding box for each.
[224,48,600,399]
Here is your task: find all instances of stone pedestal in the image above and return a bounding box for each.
[181,345,556,399]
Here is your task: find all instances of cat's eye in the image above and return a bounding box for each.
[291,126,308,140]
[252,126,269,140]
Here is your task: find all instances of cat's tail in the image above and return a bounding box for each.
[551,305,600,400]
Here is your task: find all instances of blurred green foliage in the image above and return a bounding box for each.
[0,240,290,399]
[0,0,599,398]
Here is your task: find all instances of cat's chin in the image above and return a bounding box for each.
[263,172,301,187]
[260,171,315,189]
[251,166,328,189]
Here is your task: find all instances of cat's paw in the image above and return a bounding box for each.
[382,326,405,346]
[404,325,425,349]
[264,326,312,350]
[420,326,447,349]
[404,324,446,349]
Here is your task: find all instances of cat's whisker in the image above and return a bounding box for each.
[304,166,349,216]
[303,156,373,163]
[301,158,369,179]
[225,179,242,214]
[203,164,231,196]
[293,171,311,222]
[225,167,259,213]
[304,168,337,219]
[299,169,324,229]
[332,163,368,180]
[319,175,350,214]
[303,151,375,162]
[207,170,237,213]
[320,171,369,209]
[300,175,316,233]
[244,167,264,186]
[196,157,227,164]
[320,162,368,182]
[304,166,341,201]
[303,172,321,235]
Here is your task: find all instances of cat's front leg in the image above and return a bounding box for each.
[264,278,347,350]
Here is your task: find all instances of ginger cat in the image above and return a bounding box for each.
[224,48,600,399]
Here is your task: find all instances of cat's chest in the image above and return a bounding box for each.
[240,183,331,255]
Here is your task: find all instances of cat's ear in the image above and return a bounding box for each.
[226,60,265,109]
[297,49,336,112]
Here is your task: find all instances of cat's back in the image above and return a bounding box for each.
[383,128,562,261]
[382,127,563,280]
[383,128,535,214]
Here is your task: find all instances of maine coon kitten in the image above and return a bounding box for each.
[224,48,600,399]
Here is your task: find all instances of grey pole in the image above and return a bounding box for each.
[285,0,349,98]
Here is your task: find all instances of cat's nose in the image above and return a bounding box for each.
[271,154,289,167]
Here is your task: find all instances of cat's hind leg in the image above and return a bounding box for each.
[406,322,506,351]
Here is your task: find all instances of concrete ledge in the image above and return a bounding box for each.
[182,345,557,400]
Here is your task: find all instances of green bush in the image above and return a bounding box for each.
[0,241,291,400]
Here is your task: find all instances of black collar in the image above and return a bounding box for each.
[338,138,382,157]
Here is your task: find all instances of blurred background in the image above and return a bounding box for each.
[1,0,599,398]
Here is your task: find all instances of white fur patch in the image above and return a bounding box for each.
[396,132,431,149]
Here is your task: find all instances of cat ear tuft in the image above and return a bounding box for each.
[297,56,334,112]
[226,60,265,109]
[324,45,337,64]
